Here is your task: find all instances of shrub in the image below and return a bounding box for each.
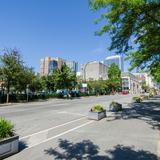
[149,89,157,97]
[140,95,148,100]
[133,96,142,103]
[91,105,104,112]
[149,91,157,97]
[0,118,14,139]
[79,92,89,97]
[109,101,122,112]
[149,93,154,97]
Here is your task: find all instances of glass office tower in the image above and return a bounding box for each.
[104,55,124,71]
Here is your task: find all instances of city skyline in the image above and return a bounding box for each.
[40,54,124,74]
[0,0,130,73]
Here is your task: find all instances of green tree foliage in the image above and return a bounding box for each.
[41,75,55,92]
[0,49,44,103]
[0,49,24,102]
[107,63,121,92]
[88,80,108,94]
[52,64,77,90]
[15,67,35,92]
[140,80,149,92]
[89,0,160,82]
[29,74,44,93]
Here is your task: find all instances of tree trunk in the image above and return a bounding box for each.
[6,93,9,103]
[112,88,114,94]
[6,81,10,103]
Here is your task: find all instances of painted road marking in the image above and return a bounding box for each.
[57,111,85,116]
[20,117,85,140]
[26,120,94,149]
[157,134,160,158]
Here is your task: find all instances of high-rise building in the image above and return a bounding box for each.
[40,57,77,76]
[40,57,53,76]
[81,61,108,81]
[48,60,58,74]
[65,60,78,73]
[40,57,65,76]
[53,57,65,69]
[104,55,124,71]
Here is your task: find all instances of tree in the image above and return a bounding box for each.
[29,74,43,93]
[140,80,149,92]
[14,67,35,93]
[107,63,121,93]
[88,80,108,94]
[52,64,77,90]
[0,49,24,103]
[41,75,55,92]
[89,0,160,82]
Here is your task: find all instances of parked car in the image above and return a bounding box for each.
[121,91,129,95]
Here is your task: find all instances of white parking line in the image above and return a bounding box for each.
[27,120,94,149]
[58,111,85,116]
[157,136,160,158]
[20,117,85,140]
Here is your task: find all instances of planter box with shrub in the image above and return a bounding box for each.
[106,101,122,120]
[0,118,19,159]
[140,95,149,100]
[109,101,122,112]
[88,105,106,120]
[132,96,142,103]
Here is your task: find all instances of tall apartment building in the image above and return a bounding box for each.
[104,55,124,71]
[40,57,53,76]
[40,56,78,76]
[81,61,108,81]
[65,60,78,73]
[53,57,65,70]
[40,57,65,76]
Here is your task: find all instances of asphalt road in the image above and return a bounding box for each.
[0,94,159,160]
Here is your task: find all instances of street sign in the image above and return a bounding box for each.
[82,83,87,88]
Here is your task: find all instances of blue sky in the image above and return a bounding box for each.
[0,0,129,72]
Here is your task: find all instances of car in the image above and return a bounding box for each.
[121,91,129,95]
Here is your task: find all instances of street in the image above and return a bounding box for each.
[0,95,159,160]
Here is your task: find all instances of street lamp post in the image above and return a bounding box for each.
[26,84,29,102]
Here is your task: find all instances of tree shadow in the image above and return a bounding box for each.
[44,139,158,160]
[107,96,160,130]
[19,140,28,152]
[105,144,158,160]
[44,139,106,159]
[130,101,160,130]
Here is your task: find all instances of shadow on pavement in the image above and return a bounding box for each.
[44,139,158,160]
[19,140,28,152]
[108,96,160,130]
[105,144,158,160]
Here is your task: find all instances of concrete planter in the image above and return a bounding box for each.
[109,103,122,112]
[0,135,19,159]
[132,99,141,103]
[106,111,122,121]
[88,110,106,120]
